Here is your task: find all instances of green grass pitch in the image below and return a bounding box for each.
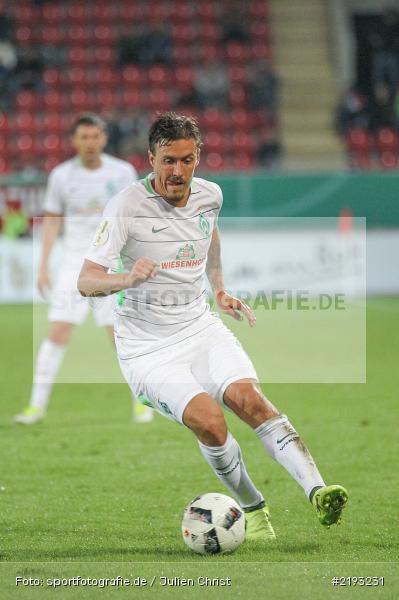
[0,299,398,599]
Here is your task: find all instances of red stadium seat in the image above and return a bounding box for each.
[0,114,8,133]
[93,25,116,43]
[0,136,8,153]
[67,3,87,23]
[69,89,90,110]
[196,3,218,21]
[42,3,65,23]
[350,152,373,170]
[15,112,36,134]
[232,153,255,170]
[148,88,172,111]
[250,22,270,40]
[68,47,91,66]
[43,68,61,87]
[93,46,115,64]
[122,66,146,86]
[16,91,38,111]
[43,134,62,153]
[127,154,147,171]
[225,43,250,63]
[251,42,272,60]
[16,135,35,153]
[42,113,64,134]
[204,152,227,170]
[0,157,10,173]
[15,5,36,24]
[148,66,170,86]
[345,128,373,153]
[231,131,254,153]
[172,45,194,64]
[40,26,64,45]
[199,23,220,42]
[375,128,399,152]
[229,86,247,108]
[92,4,117,22]
[249,1,270,20]
[230,109,253,129]
[15,26,33,44]
[43,156,61,173]
[204,131,224,152]
[172,24,196,44]
[202,108,227,131]
[43,91,63,111]
[378,151,399,169]
[228,66,247,84]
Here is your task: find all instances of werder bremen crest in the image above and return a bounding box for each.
[176,244,195,259]
[199,212,210,236]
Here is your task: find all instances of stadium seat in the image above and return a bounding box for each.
[15,112,35,135]
[43,68,61,87]
[229,87,247,108]
[378,151,399,170]
[232,153,255,170]
[148,66,170,86]
[43,134,62,153]
[225,43,250,64]
[15,26,33,44]
[347,128,373,151]
[172,24,196,44]
[204,152,227,170]
[122,66,146,86]
[16,91,38,111]
[202,108,227,131]
[204,131,224,153]
[375,128,399,153]
[42,3,65,23]
[231,131,255,153]
[230,109,253,129]
[349,152,373,170]
[67,4,87,23]
[0,114,8,133]
[196,3,218,21]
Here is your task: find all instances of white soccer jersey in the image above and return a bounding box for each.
[86,174,223,357]
[44,154,137,264]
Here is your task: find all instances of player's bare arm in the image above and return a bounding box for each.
[207,227,256,327]
[78,257,157,297]
[37,212,63,297]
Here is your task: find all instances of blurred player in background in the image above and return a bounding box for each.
[14,113,153,425]
[78,113,348,540]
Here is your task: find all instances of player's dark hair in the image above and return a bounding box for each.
[70,113,107,135]
[148,112,202,153]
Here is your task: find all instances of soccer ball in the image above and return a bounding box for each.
[182,493,246,555]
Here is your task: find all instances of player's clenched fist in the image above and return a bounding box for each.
[127,257,157,287]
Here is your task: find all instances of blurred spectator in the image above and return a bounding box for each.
[369,11,399,93]
[2,200,29,239]
[193,60,229,108]
[117,108,150,157]
[247,59,278,113]
[118,24,172,67]
[0,5,12,41]
[0,39,17,109]
[335,87,370,134]
[15,47,44,92]
[256,128,282,169]
[221,1,249,43]
[369,83,395,130]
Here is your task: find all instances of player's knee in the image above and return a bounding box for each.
[226,383,278,426]
[185,406,227,446]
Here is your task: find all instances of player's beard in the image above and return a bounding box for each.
[165,178,189,204]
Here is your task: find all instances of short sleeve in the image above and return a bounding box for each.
[85,193,131,269]
[43,169,64,214]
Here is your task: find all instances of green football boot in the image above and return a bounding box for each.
[246,505,276,541]
[14,406,45,425]
[312,485,348,527]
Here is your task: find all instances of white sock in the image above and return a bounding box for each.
[30,339,67,411]
[198,432,264,510]
[255,414,325,499]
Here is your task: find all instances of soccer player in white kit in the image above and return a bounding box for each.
[78,113,348,539]
[14,113,153,425]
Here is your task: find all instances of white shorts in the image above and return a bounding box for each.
[48,266,115,327]
[117,319,258,424]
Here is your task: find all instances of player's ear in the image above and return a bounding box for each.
[148,150,155,168]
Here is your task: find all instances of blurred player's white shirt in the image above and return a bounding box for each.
[44,154,137,265]
[85,174,223,358]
